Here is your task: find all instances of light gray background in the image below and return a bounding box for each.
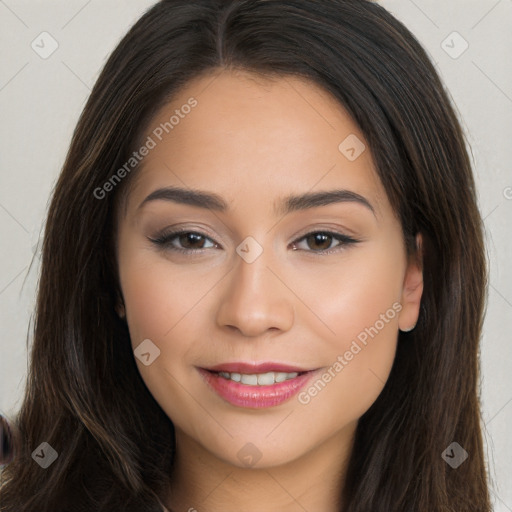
[1,0,511,508]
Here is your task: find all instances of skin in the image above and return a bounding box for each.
[115,69,423,512]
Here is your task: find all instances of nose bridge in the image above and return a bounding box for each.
[215,238,295,337]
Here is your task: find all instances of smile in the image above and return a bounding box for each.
[198,366,319,409]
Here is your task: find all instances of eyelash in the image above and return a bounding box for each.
[148,229,360,256]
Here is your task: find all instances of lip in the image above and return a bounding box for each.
[197,365,321,409]
[204,361,314,374]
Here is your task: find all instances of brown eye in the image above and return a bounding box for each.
[149,230,218,253]
[149,229,359,256]
[177,232,208,249]
[305,233,334,251]
[291,231,359,254]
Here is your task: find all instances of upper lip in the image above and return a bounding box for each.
[203,362,315,374]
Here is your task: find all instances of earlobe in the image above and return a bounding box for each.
[398,233,424,332]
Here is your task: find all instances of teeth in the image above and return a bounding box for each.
[275,372,290,383]
[217,371,300,385]
[257,372,275,385]
[241,374,258,385]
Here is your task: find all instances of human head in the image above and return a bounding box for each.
[0,1,489,510]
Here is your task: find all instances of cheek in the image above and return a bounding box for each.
[118,253,210,422]
[118,251,219,408]
[297,238,404,343]
[119,251,215,346]
[294,241,403,414]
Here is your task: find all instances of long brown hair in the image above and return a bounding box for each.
[0,0,491,510]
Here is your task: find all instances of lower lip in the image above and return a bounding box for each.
[198,368,317,409]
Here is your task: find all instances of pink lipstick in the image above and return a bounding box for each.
[197,362,319,409]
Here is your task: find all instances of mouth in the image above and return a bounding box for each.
[197,362,319,408]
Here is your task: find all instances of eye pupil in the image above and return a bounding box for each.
[180,232,204,248]
[307,233,332,250]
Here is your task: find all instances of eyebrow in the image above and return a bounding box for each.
[138,186,376,217]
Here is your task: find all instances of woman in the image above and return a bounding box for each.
[0,0,491,510]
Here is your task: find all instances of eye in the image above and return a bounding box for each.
[290,231,359,254]
[148,230,218,253]
[148,229,359,255]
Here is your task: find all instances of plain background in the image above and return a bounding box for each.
[0,0,511,508]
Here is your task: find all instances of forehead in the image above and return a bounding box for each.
[122,69,389,220]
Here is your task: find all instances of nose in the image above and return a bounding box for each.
[215,247,295,338]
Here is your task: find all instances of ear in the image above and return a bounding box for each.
[398,233,423,332]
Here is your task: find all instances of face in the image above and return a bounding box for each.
[115,70,423,470]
